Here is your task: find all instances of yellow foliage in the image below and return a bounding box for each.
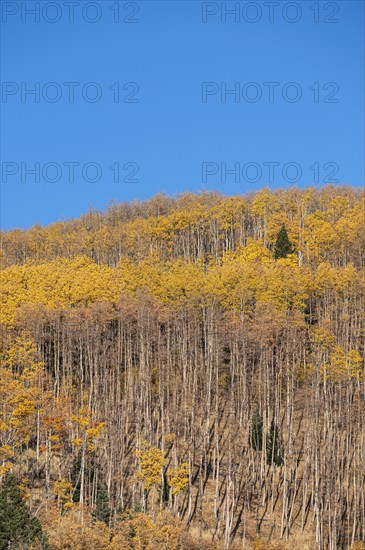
[71,406,93,430]
[135,442,167,489]
[0,187,363,548]
[0,462,13,476]
[2,333,39,370]
[0,190,364,325]
[168,462,189,495]
[19,477,31,501]
[72,407,105,448]
[0,445,14,461]
[311,325,336,351]
[348,543,365,550]
[322,346,364,382]
[252,187,279,217]
[0,334,46,447]
[52,479,74,510]
[41,505,111,549]
[41,506,191,550]
[0,420,9,432]
[10,399,37,425]
[86,422,106,440]
[164,433,175,444]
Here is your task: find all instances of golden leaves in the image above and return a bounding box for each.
[0,462,12,476]
[135,442,167,489]
[322,347,363,382]
[41,506,188,550]
[71,407,106,451]
[135,441,189,496]
[167,463,189,496]
[0,333,45,446]
[52,479,74,511]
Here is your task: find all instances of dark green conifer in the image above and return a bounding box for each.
[0,474,44,549]
[273,224,294,259]
[249,410,263,451]
[93,484,111,525]
[161,469,170,504]
[266,421,284,466]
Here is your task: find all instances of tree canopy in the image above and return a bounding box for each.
[0,186,364,549]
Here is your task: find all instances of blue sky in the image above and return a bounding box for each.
[1,0,364,229]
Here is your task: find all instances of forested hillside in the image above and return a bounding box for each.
[0,186,364,549]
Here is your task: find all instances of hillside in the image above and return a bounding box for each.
[0,186,364,549]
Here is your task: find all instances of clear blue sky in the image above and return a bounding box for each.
[1,0,364,229]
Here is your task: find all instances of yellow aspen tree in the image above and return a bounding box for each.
[135,441,167,514]
[52,479,74,513]
[71,406,106,506]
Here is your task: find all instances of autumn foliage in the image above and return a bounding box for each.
[0,186,364,549]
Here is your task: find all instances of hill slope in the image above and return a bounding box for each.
[0,186,364,549]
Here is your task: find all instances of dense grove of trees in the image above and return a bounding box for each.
[1,186,364,268]
[0,186,364,549]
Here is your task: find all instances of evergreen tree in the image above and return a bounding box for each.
[0,474,44,549]
[93,484,111,525]
[249,410,263,451]
[266,421,284,466]
[273,224,294,259]
[70,454,81,503]
[161,469,170,504]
